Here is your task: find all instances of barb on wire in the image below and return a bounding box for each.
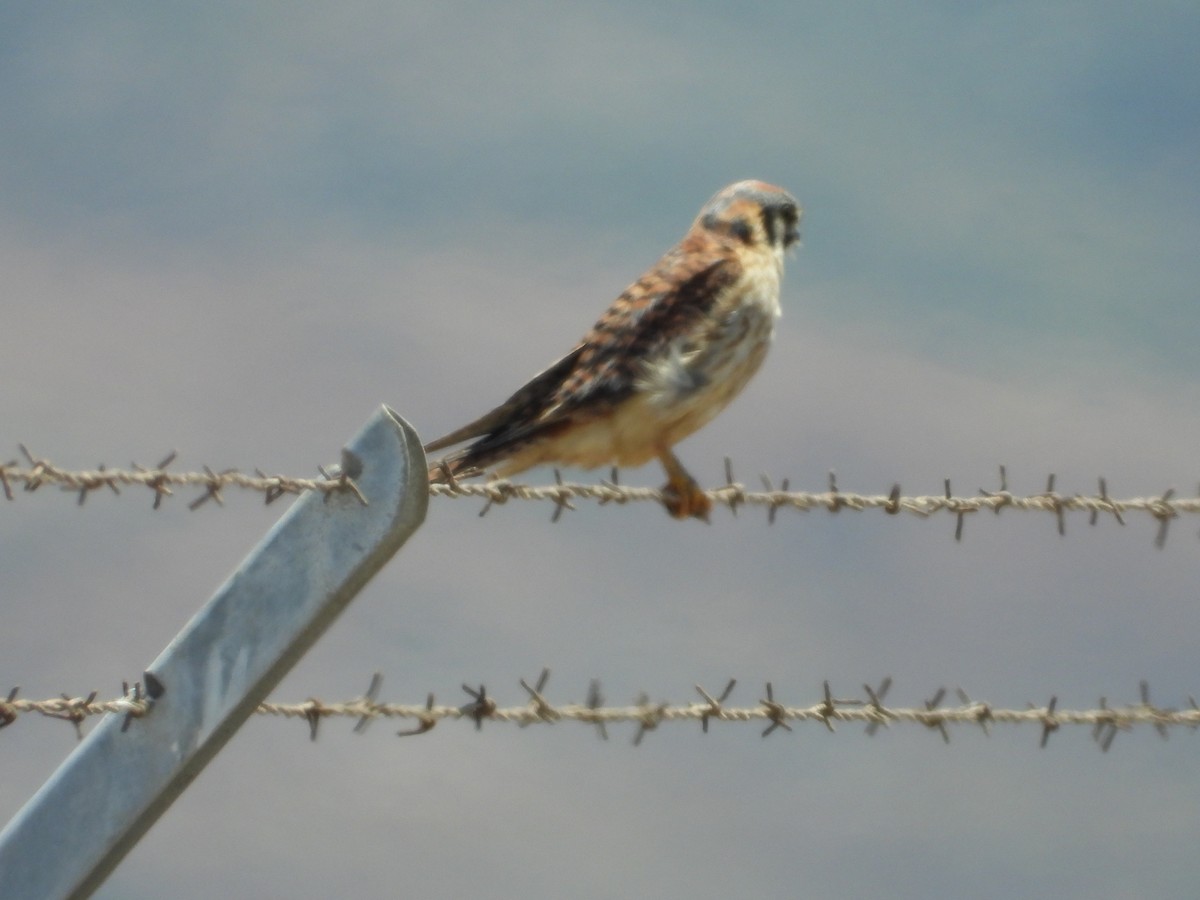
[5,450,1200,544]
[6,672,1197,752]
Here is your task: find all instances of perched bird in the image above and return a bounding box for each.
[426,180,801,521]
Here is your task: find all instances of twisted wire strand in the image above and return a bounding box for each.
[3,677,1194,751]
[3,448,1196,542]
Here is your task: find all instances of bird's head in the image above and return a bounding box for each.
[696,180,802,257]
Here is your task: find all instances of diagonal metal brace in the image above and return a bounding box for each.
[0,406,428,899]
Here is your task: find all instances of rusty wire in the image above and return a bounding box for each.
[4,448,1199,544]
[1,674,1195,751]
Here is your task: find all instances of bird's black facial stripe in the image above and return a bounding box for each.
[761,203,801,248]
[761,208,778,247]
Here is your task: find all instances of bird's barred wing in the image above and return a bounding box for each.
[545,246,741,419]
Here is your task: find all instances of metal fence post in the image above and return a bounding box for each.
[0,405,428,899]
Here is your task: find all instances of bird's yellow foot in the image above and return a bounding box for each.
[661,472,712,522]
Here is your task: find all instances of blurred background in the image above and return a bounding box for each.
[2,3,1199,897]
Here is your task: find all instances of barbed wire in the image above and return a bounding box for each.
[4,446,1199,544]
[2,674,1196,751]
[0,445,366,510]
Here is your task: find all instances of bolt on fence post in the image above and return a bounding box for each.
[0,406,428,899]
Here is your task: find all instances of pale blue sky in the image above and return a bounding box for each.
[2,4,1199,898]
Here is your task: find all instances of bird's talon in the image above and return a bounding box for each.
[662,478,712,522]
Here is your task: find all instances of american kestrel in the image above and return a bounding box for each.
[426,180,801,521]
